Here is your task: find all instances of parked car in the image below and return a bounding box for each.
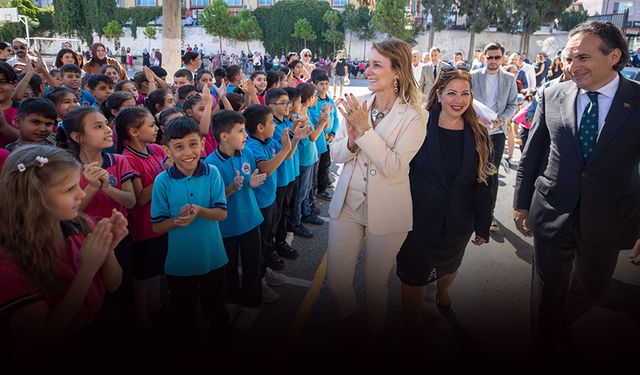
[621,67,640,81]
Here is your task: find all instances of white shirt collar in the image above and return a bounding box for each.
[579,74,619,99]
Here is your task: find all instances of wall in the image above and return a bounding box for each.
[34,26,568,62]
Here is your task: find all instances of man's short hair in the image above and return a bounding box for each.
[484,42,505,56]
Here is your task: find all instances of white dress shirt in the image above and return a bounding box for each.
[412,62,425,83]
[577,74,619,140]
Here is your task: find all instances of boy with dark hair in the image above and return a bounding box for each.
[59,64,95,106]
[213,68,226,89]
[204,110,268,331]
[172,68,194,95]
[176,84,200,109]
[225,65,243,93]
[86,74,115,108]
[5,97,57,152]
[310,73,339,201]
[151,116,230,350]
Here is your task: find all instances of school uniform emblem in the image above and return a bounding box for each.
[242,162,251,175]
[108,174,117,186]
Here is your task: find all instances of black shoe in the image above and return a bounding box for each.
[266,253,285,271]
[276,242,299,259]
[317,190,334,201]
[293,224,313,238]
[302,213,324,225]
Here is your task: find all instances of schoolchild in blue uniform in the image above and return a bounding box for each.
[204,110,268,331]
[294,82,329,230]
[266,88,310,260]
[309,73,339,201]
[59,64,95,106]
[150,117,230,350]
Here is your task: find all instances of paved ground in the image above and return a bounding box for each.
[239,80,640,368]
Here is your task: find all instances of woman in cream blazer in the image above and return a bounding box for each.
[328,38,427,334]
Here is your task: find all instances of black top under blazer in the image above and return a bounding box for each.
[407,111,493,245]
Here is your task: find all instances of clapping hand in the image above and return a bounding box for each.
[108,209,129,251]
[80,219,113,275]
[174,204,199,227]
[249,169,267,188]
[231,171,244,191]
[83,162,104,188]
[337,93,369,135]
[281,127,292,151]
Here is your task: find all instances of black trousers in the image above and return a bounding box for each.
[259,202,277,273]
[519,127,530,152]
[317,149,332,193]
[166,266,229,350]
[223,226,262,308]
[489,132,506,215]
[531,236,620,347]
[275,180,296,246]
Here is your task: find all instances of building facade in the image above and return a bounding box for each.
[601,0,639,21]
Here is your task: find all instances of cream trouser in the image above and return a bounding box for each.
[326,200,407,332]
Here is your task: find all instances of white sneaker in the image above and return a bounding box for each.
[490,219,499,232]
[265,267,286,287]
[235,307,260,332]
[285,231,294,246]
[262,279,280,303]
[226,303,241,324]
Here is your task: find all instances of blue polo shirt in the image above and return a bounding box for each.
[204,148,263,238]
[308,95,339,155]
[285,116,301,176]
[150,161,228,276]
[246,136,280,209]
[297,119,318,168]
[272,116,296,187]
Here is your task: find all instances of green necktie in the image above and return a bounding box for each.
[579,91,599,161]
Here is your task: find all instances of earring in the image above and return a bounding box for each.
[393,78,399,93]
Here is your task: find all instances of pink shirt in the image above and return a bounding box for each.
[80,153,137,221]
[0,103,19,148]
[122,144,166,241]
[0,220,106,338]
[0,148,9,171]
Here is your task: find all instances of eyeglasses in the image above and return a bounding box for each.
[274,100,292,106]
[0,79,15,85]
[12,45,27,50]
[486,55,503,61]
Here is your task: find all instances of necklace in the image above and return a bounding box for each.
[371,108,389,121]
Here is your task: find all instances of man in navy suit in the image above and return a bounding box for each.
[513,21,640,356]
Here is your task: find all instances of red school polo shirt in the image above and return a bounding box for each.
[122,144,166,241]
[80,152,138,221]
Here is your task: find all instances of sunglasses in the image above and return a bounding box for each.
[304,53,311,57]
[12,45,27,50]
[486,55,503,61]
[441,65,470,73]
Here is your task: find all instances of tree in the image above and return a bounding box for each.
[457,0,496,62]
[103,20,124,47]
[508,0,573,54]
[372,0,413,41]
[343,3,360,57]
[422,0,455,48]
[0,0,52,42]
[53,0,120,45]
[293,18,316,48]
[83,0,117,42]
[322,10,344,55]
[143,25,157,50]
[356,5,376,59]
[558,8,588,32]
[230,10,263,52]
[200,0,233,54]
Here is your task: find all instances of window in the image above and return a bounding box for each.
[258,0,274,5]
[613,2,634,13]
[191,0,208,6]
[225,0,242,6]
[136,0,156,6]
[332,0,347,6]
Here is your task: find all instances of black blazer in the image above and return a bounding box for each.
[514,74,640,249]
[408,111,493,243]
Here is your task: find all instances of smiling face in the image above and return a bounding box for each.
[120,82,139,99]
[186,98,206,123]
[15,113,56,143]
[90,81,115,104]
[269,95,291,119]
[565,32,621,91]
[436,78,472,120]
[62,72,82,90]
[164,133,204,175]
[56,92,80,118]
[61,52,76,66]
[72,112,113,151]
[103,67,119,82]
[365,48,395,93]
[0,72,16,103]
[45,168,86,222]
[95,46,107,60]
[12,41,27,58]
[253,73,267,92]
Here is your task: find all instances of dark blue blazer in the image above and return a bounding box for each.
[514,74,640,249]
[407,111,493,244]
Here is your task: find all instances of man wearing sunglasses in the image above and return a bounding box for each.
[6,38,37,69]
[471,42,518,233]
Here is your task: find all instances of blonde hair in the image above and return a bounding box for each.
[372,38,422,110]
[426,69,496,184]
[0,145,89,292]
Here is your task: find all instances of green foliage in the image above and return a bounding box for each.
[113,6,162,39]
[0,0,54,41]
[52,0,118,44]
[456,0,491,34]
[293,18,316,48]
[422,0,455,31]
[372,0,414,41]
[103,20,124,41]
[356,5,376,42]
[143,25,157,40]
[254,0,334,55]
[322,10,343,53]
[343,3,360,32]
[230,10,262,50]
[83,0,116,40]
[200,0,233,52]
[558,9,588,31]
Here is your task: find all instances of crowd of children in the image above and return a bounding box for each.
[0,44,340,362]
